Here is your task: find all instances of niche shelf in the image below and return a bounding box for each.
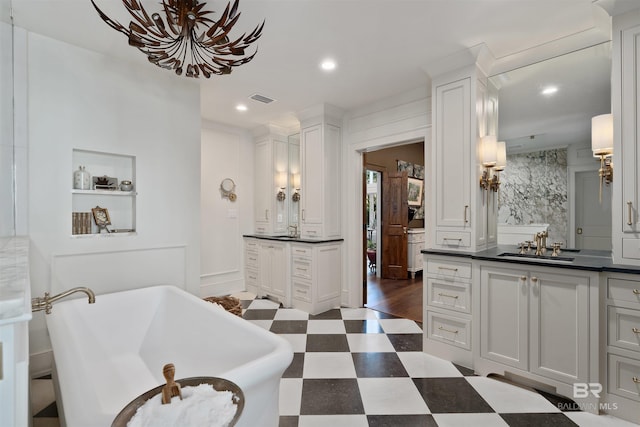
[71,149,137,237]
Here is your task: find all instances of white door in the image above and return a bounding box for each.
[575,171,612,250]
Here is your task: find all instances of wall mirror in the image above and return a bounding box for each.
[489,41,612,250]
[0,3,15,237]
[288,133,300,233]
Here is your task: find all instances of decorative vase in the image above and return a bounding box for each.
[73,166,91,190]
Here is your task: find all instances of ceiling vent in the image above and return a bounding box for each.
[249,93,276,104]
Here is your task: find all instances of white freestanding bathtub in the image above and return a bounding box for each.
[45,285,292,427]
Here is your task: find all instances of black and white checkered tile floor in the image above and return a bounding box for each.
[32,293,638,427]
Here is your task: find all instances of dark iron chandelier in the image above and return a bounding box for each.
[90,0,264,78]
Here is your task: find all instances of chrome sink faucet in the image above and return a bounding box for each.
[32,287,96,314]
[534,231,549,256]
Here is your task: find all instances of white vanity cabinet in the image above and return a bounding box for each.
[602,273,640,422]
[291,242,342,315]
[475,262,599,407]
[407,228,425,278]
[258,241,290,305]
[254,129,289,235]
[423,255,473,367]
[299,116,342,240]
[613,10,640,264]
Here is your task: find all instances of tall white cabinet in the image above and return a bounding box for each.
[613,9,640,265]
[299,105,342,240]
[430,64,496,252]
[253,125,289,235]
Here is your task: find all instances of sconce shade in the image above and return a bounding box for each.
[292,173,301,189]
[592,113,613,156]
[278,172,288,188]
[480,135,497,167]
[494,141,506,172]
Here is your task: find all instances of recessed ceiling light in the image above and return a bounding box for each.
[541,86,558,96]
[320,59,337,71]
[236,104,248,112]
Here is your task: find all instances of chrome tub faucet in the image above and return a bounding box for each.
[32,287,96,314]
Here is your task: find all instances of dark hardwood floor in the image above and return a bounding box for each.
[365,271,423,323]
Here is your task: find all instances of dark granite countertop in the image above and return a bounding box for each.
[243,234,344,244]
[422,245,640,274]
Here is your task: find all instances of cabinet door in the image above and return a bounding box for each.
[620,21,640,234]
[480,266,528,370]
[270,243,288,298]
[301,124,323,226]
[529,270,589,384]
[435,78,471,228]
[258,244,272,293]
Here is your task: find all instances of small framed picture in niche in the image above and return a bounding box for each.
[91,206,111,232]
[407,178,423,206]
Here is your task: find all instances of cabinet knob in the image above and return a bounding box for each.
[633,377,640,384]
[633,327,640,334]
[633,289,640,295]
[520,276,527,281]
[531,277,538,283]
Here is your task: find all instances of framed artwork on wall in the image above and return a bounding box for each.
[407,178,423,206]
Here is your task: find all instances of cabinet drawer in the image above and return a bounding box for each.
[607,353,640,402]
[292,280,312,303]
[426,278,471,314]
[245,240,259,251]
[622,238,640,260]
[427,259,472,280]
[608,277,640,306]
[408,231,425,243]
[292,257,312,280]
[301,224,322,238]
[245,250,259,268]
[245,268,259,287]
[426,311,471,350]
[608,306,640,353]
[291,246,313,258]
[435,231,471,248]
[255,225,269,234]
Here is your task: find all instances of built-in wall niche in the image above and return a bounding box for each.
[71,149,136,237]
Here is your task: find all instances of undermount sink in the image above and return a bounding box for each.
[498,252,575,263]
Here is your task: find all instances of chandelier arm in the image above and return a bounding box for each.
[205,2,231,38]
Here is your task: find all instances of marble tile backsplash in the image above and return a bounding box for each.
[498,148,567,245]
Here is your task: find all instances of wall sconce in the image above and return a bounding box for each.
[291,173,301,202]
[490,141,506,192]
[276,172,287,201]
[591,113,613,202]
[479,135,497,191]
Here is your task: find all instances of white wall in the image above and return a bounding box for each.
[200,122,255,296]
[23,32,201,372]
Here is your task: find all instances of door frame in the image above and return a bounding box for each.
[567,163,600,248]
[345,128,429,309]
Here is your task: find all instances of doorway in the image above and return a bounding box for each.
[362,141,425,321]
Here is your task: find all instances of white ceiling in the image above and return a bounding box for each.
[9,0,626,134]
